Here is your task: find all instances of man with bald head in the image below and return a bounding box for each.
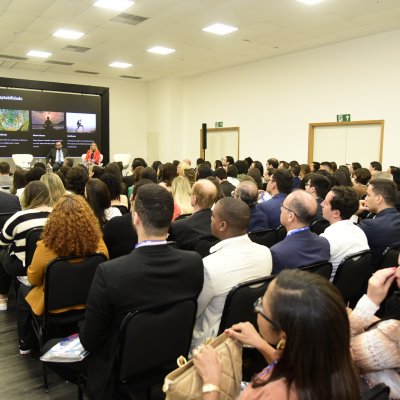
[270,190,330,274]
[169,179,217,249]
[191,197,272,349]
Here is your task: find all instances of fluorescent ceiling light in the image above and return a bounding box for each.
[53,29,84,40]
[202,23,238,36]
[109,61,132,68]
[147,46,175,55]
[94,0,134,12]
[26,50,52,58]
[296,0,325,4]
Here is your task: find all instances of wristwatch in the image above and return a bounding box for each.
[202,383,221,393]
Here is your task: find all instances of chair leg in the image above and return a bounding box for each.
[77,374,84,400]
[42,363,49,389]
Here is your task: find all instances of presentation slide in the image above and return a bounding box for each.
[0,88,102,158]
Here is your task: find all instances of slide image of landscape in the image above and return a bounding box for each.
[31,111,65,131]
[0,109,29,131]
[66,112,96,133]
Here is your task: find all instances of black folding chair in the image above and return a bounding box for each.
[275,225,287,243]
[361,383,390,400]
[309,219,330,235]
[248,229,276,247]
[379,243,400,269]
[25,227,43,267]
[190,235,219,258]
[78,299,197,400]
[333,250,372,308]
[301,261,332,280]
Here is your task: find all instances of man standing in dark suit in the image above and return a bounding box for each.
[46,141,69,170]
[271,190,330,274]
[75,184,204,399]
[169,179,217,249]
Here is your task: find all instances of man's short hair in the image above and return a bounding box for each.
[272,169,293,194]
[64,158,74,168]
[140,167,158,183]
[354,168,371,185]
[369,178,397,206]
[196,158,205,166]
[312,161,320,171]
[225,156,234,165]
[267,158,279,168]
[25,166,46,183]
[291,164,300,177]
[320,161,333,171]
[279,161,289,169]
[330,186,360,220]
[235,181,258,206]
[288,192,317,225]
[0,161,10,174]
[192,179,217,209]
[227,165,238,178]
[134,184,174,234]
[215,167,227,180]
[308,173,332,198]
[370,161,382,171]
[235,160,248,175]
[216,197,250,233]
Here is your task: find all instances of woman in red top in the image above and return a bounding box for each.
[85,142,101,165]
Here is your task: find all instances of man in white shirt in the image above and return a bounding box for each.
[321,186,369,281]
[191,197,272,350]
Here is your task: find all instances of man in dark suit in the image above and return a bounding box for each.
[71,184,203,399]
[271,190,330,274]
[356,178,400,271]
[46,141,69,170]
[169,179,217,249]
[0,191,21,215]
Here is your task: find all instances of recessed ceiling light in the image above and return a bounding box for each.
[94,0,134,12]
[53,29,85,40]
[147,46,175,55]
[296,0,325,5]
[26,50,52,58]
[202,23,238,36]
[109,61,132,68]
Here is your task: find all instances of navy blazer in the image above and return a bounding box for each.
[271,228,330,274]
[358,207,400,270]
[258,193,287,229]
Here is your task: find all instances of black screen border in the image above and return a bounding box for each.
[0,77,109,164]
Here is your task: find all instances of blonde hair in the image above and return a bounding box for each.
[171,176,193,215]
[40,173,66,206]
[177,162,190,176]
[20,181,50,210]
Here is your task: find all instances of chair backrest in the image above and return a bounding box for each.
[0,212,15,232]
[309,219,330,235]
[379,243,400,269]
[112,205,129,215]
[361,383,390,400]
[113,153,132,169]
[248,229,276,247]
[218,275,275,335]
[301,261,332,280]
[118,299,197,383]
[25,227,43,267]
[12,154,33,169]
[174,213,192,221]
[189,235,219,258]
[44,253,107,313]
[333,250,372,307]
[275,225,287,243]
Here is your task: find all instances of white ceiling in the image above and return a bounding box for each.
[0,0,399,82]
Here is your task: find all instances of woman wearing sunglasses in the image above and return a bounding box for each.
[193,269,360,399]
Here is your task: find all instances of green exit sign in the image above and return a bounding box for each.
[337,114,351,122]
[215,122,223,128]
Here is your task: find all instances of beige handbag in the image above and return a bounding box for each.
[163,333,242,400]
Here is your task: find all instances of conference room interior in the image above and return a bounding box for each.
[1,0,400,399]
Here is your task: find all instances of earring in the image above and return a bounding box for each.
[276,338,286,350]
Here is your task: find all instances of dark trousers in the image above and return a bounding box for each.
[0,249,25,295]
[16,284,34,344]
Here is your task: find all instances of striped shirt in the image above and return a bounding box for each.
[0,209,50,266]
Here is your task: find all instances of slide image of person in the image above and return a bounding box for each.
[31,111,65,131]
[66,112,96,134]
[76,119,84,132]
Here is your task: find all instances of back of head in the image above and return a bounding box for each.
[252,161,264,177]
[290,164,300,177]
[21,181,50,210]
[151,160,162,172]
[192,179,217,209]
[272,169,293,194]
[197,164,213,180]
[11,168,27,194]
[162,162,177,186]
[100,173,123,200]
[215,197,250,235]
[330,186,359,220]
[351,162,362,172]
[141,167,158,183]
[235,160,248,175]
[206,176,224,202]
[42,194,102,256]
[312,161,320,171]
[369,178,397,206]
[64,158,74,168]
[287,190,317,225]
[215,167,227,180]
[235,180,259,206]
[66,166,89,196]
[85,178,111,225]
[267,158,279,168]
[309,173,332,198]
[0,161,10,175]
[267,269,358,400]
[25,166,46,183]
[134,184,174,235]
[333,170,352,187]
[248,168,263,189]
[40,173,66,207]
[104,162,123,181]
[132,178,154,199]
[227,165,238,178]
[91,165,104,179]
[354,167,371,185]
[225,156,234,165]
[370,161,382,171]
[196,158,205,166]
[320,161,333,172]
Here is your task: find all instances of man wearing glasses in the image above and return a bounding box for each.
[270,190,330,274]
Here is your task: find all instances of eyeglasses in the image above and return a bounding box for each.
[253,297,279,328]
[280,203,298,218]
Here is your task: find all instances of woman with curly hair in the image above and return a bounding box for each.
[16,194,108,354]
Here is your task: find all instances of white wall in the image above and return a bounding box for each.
[172,28,400,168]
[0,68,148,162]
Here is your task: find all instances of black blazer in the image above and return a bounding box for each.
[169,208,212,249]
[46,148,69,165]
[79,244,204,400]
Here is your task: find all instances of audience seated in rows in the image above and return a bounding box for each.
[270,190,330,274]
